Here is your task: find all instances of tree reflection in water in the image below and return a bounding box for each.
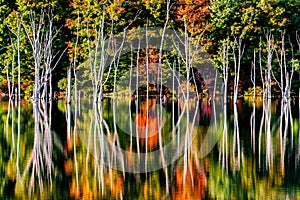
[1,97,300,199]
[132,98,160,152]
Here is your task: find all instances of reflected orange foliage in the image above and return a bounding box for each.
[105,171,124,198]
[173,161,207,200]
[134,98,161,151]
[1,101,9,111]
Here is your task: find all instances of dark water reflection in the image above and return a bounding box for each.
[1,97,300,199]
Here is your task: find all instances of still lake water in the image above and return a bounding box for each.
[1,96,300,199]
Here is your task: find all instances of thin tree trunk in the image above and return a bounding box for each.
[265,32,274,99]
[232,37,244,104]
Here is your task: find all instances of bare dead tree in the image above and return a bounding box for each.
[11,14,22,187]
[232,37,245,104]
[250,51,256,152]
[21,9,66,194]
[296,32,300,99]
[221,39,229,103]
[272,32,294,102]
[231,37,244,171]
[218,38,229,171]
[265,32,274,99]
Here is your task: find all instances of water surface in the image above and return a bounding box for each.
[1,96,300,199]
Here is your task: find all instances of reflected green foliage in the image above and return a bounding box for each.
[0,97,300,199]
[208,97,300,199]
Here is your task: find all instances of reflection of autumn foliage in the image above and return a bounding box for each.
[105,171,124,198]
[134,98,160,151]
[69,170,124,199]
[173,160,207,200]
[65,129,125,199]
[200,99,211,121]
[188,99,212,126]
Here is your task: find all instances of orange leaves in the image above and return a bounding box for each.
[173,161,207,200]
[173,0,210,36]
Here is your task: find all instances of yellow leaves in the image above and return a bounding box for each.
[241,5,256,25]
[6,158,16,181]
[70,0,92,11]
[143,0,164,10]
[106,0,125,21]
[278,18,287,27]
[230,23,242,36]
[142,0,165,21]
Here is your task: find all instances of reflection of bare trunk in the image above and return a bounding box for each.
[280,100,285,173]
[219,101,228,172]
[278,99,293,174]
[258,98,273,169]
[298,97,300,166]
[258,102,264,169]
[250,99,256,153]
[265,99,272,169]
[232,102,240,171]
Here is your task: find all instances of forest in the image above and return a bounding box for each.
[1,1,300,199]
[0,0,300,99]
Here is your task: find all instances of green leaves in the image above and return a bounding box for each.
[0,0,299,95]
[291,59,300,71]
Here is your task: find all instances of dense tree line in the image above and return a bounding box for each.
[0,0,299,97]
